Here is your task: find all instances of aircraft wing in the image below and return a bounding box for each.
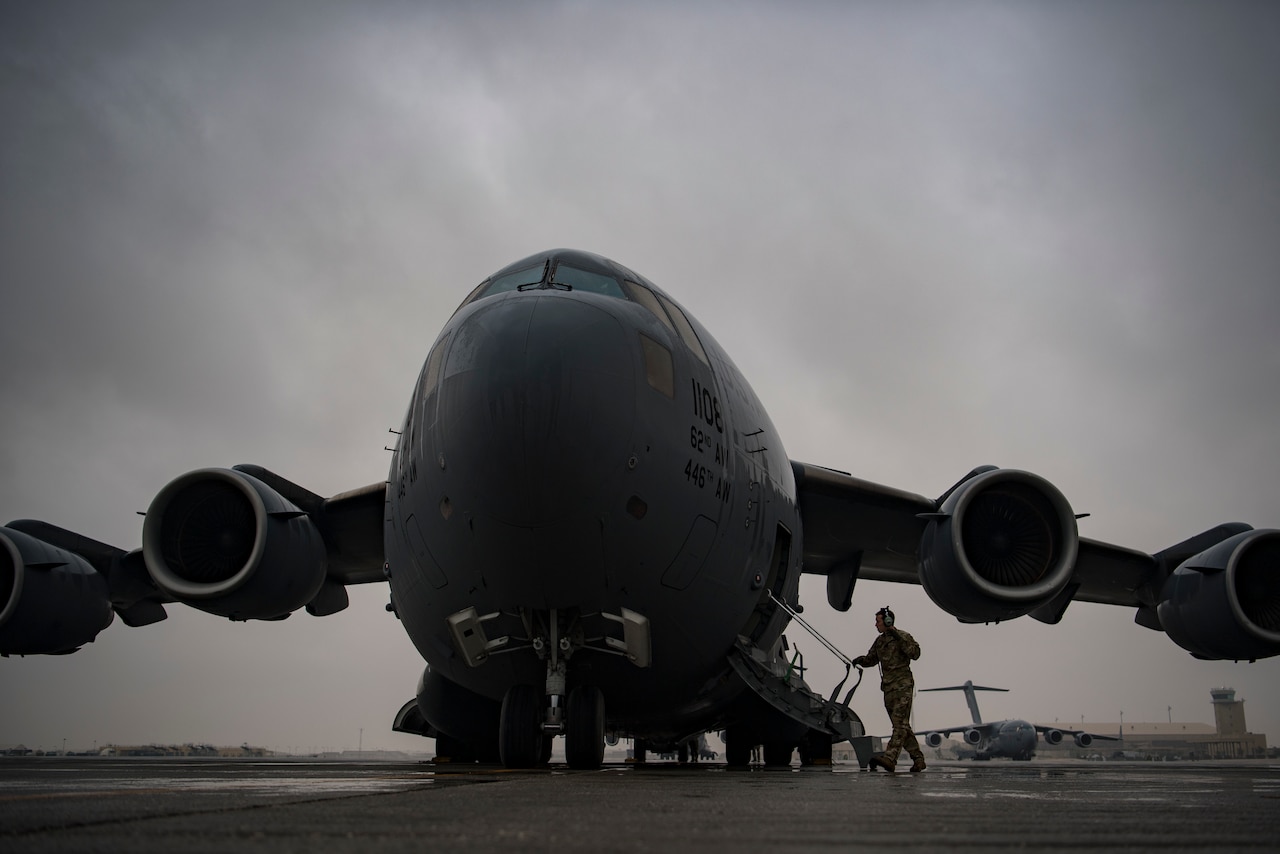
[1034,725,1119,740]
[790,460,1279,661]
[916,722,996,743]
[1034,725,1120,747]
[790,462,935,585]
[791,461,1161,608]
[1,465,387,656]
[916,724,991,739]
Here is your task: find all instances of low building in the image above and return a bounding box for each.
[100,744,271,758]
[1037,687,1267,760]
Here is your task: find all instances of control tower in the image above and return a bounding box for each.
[1210,687,1246,737]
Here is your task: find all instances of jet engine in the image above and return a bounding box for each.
[1156,528,1280,661]
[1041,728,1063,746]
[963,728,983,745]
[924,732,944,748]
[1073,732,1093,748]
[919,469,1079,623]
[141,468,327,620]
[0,527,114,655]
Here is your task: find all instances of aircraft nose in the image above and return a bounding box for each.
[437,293,636,527]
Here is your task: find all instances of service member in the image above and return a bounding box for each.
[853,606,926,773]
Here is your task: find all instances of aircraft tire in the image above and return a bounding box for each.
[632,738,647,763]
[725,730,751,767]
[499,684,542,768]
[565,685,605,769]
[799,730,832,766]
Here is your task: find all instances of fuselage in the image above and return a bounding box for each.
[383,249,801,737]
[979,720,1037,759]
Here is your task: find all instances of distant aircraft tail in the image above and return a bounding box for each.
[918,679,1008,725]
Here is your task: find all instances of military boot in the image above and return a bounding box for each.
[868,753,895,772]
[910,757,927,773]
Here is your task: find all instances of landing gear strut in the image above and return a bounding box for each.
[498,609,610,770]
[448,603,649,770]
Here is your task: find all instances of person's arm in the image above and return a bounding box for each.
[891,628,921,660]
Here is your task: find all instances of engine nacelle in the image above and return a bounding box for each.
[415,665,502,750]
[1156,529,1280,661]
[924,732,944,748]
[142,468,327,620]
[1041,728,1063,746]
[1073,732,1093,748]
[0,527,114,655]
[964,728,983,745]
[920,469,1079,623]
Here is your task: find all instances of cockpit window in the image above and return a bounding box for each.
[487,263,547,295]
[452,263,546,315]
[621,280,677,335]
[656,293,710,366]
[422,332,450,398]
[550,264,626,298]
[454,261,634,315]
[456,280,488,312]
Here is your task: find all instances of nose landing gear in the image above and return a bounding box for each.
[496,608,610,769]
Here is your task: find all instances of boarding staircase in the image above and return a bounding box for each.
[726,593,874,767]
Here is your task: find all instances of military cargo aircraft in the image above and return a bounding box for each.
[3,249,1278,770]
[917,680,1118,761]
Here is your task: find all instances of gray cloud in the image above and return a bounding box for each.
[3,0,1277,752]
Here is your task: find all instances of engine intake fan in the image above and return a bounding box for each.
[142,468,327,620]
[920,469,1079,623]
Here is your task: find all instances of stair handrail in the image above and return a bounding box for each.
[768,592,863,707]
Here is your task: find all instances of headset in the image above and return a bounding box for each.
[877,606,895,628]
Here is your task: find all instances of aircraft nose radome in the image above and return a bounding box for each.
[439,293,636,527]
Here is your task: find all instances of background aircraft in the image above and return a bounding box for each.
[2,247,1277,771]
[918,680,1118,761]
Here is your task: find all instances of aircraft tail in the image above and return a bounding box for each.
[918,679,1008,725]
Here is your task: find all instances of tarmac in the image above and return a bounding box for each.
[2,756,1278,852]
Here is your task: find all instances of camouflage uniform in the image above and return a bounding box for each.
[854,627,924,767]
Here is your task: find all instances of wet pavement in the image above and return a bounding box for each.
[2,757,1277,851]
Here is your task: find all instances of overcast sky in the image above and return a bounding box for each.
[3,1,1278,754]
